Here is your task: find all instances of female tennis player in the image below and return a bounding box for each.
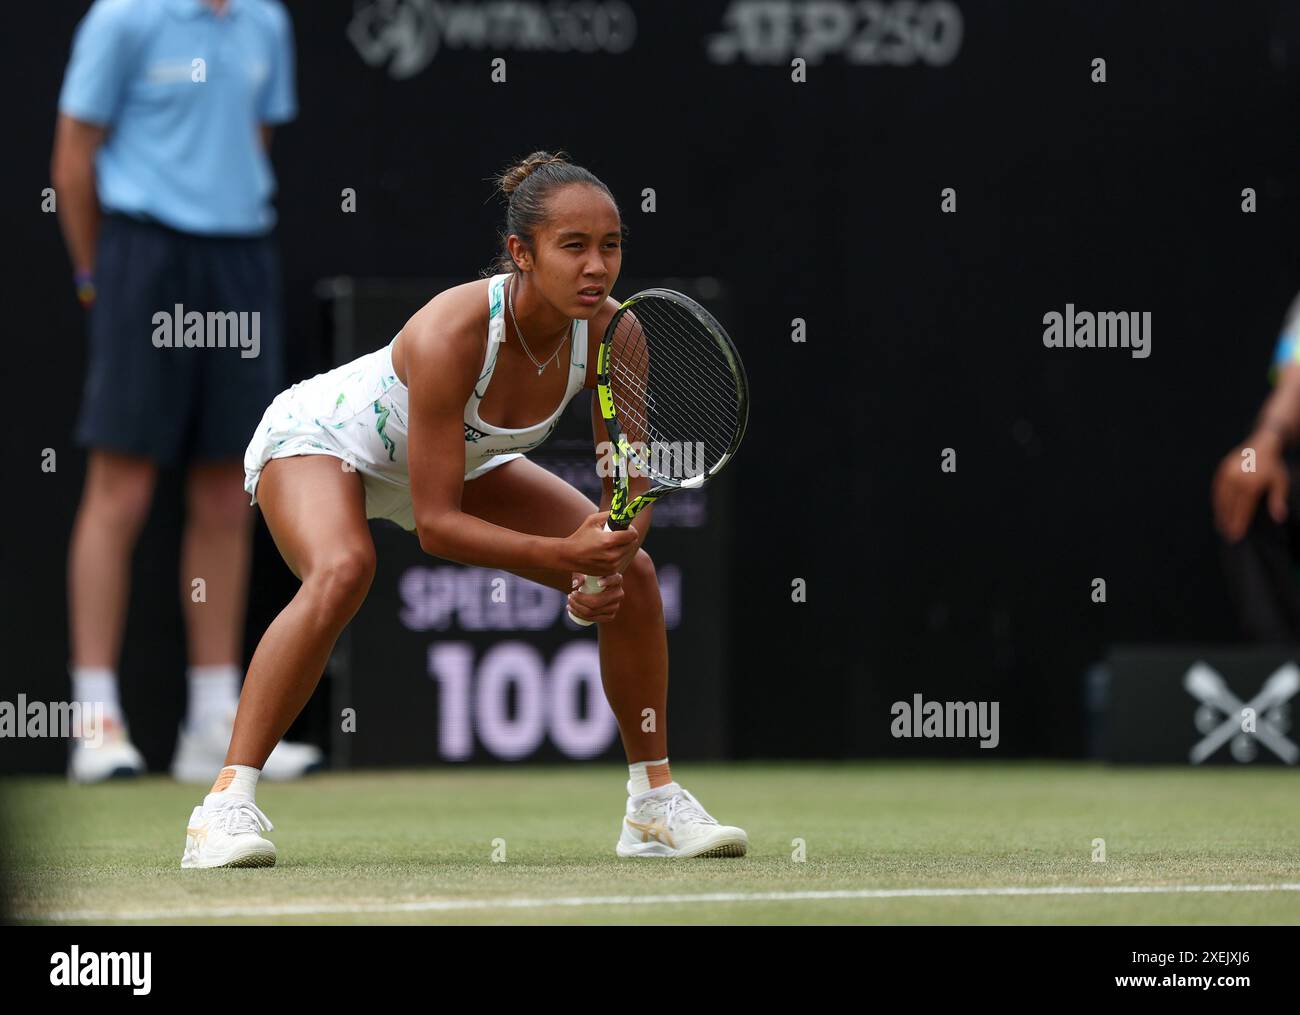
[180,152,749,867]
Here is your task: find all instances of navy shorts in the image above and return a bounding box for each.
[76,213,286,465]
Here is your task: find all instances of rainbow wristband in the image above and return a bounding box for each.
[74,269,95,308]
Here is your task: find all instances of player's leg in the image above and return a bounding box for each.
[459,456,668,763]
[182,454,373,869]
[228,455,375,768]
[460,457,747,858]
[172,458,327,780]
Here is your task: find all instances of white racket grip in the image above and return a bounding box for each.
[568,522,613,627]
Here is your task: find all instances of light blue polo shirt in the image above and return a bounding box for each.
[58,0,296,237]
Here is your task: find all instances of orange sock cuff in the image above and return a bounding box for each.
[628,758,671,795]
[209,764,260,799]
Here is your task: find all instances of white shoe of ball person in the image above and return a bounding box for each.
[181,794,277,869]
[67,713,146,784]
[171,708,325,783]
[617,782,748,859]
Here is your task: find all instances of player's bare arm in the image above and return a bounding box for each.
[404,290,637,574]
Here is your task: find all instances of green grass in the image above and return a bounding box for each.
[3,761,1299,925]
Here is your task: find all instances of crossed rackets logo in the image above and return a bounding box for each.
[1182,662,1298,764]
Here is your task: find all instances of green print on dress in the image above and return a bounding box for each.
[320,393,349,430]
[373,400,396,461]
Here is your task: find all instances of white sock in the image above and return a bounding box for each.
[206,764,260,804]
[628,757,671,796]
[70,666,123,725]
[187,664,241,732]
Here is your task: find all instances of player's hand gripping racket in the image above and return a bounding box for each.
[568,289,749,626]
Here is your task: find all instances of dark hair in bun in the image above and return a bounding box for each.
[486,150,623,275]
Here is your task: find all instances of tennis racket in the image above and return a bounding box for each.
[569,288,749,626]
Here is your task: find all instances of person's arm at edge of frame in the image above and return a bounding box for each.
[1212,313,1300,542]
[50,115,105,307]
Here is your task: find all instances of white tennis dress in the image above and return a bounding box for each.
[243,273,588,531]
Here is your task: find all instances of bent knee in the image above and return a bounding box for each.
[624,548,659,595]
[305,546,376,613]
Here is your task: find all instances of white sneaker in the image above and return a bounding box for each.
[180,794,277,869]
[67,713,146,784]
[170,709,325,783]
[616,781,749,859]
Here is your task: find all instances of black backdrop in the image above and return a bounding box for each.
[4,0,1299,772]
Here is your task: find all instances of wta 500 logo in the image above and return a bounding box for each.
[349,0,637,79]
[707,1,963,65]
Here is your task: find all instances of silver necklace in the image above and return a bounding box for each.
[508,275,570,375]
